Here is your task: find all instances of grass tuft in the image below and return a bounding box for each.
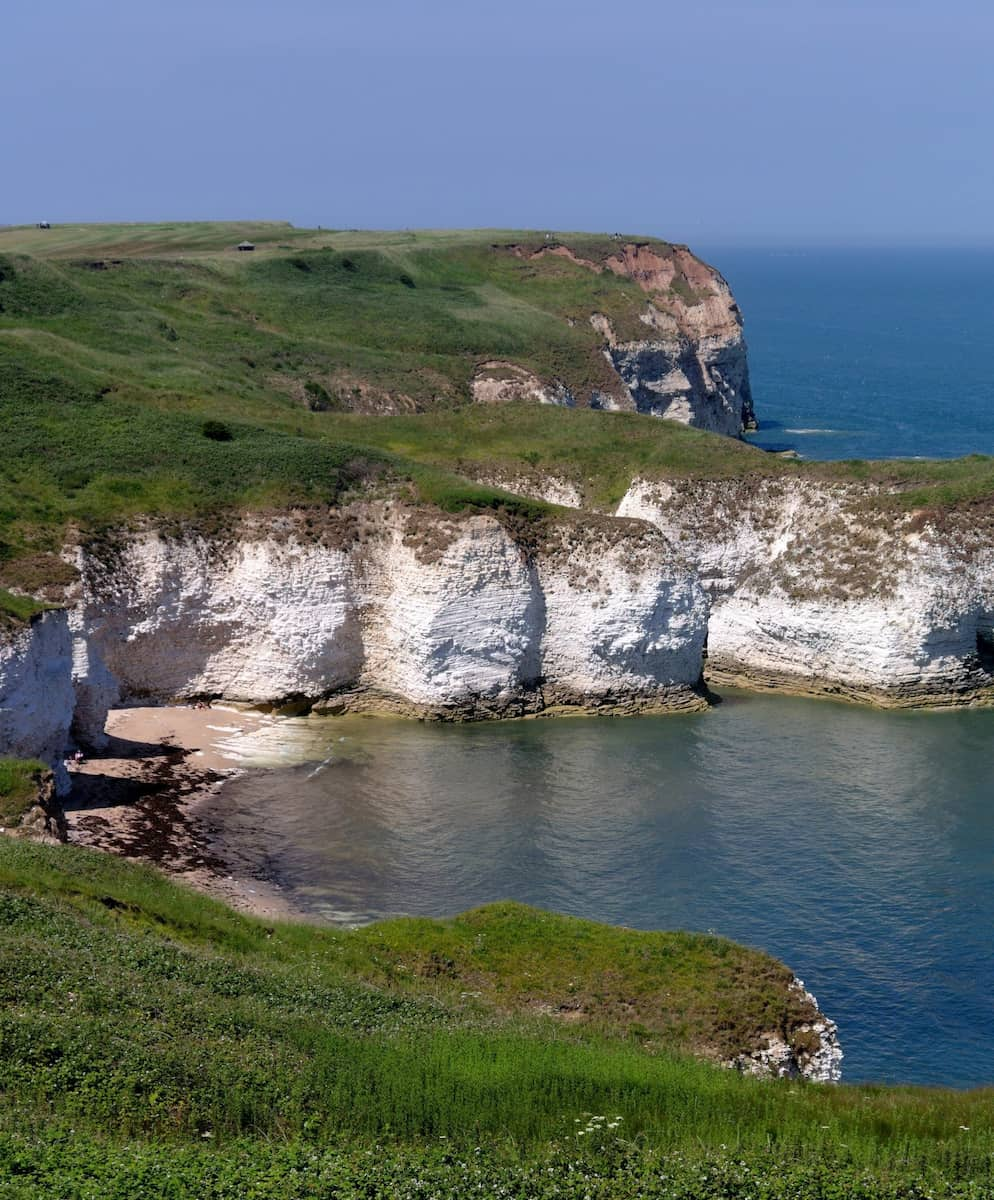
[0,759,47,826]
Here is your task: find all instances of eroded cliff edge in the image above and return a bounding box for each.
[0,501,710,788]
[478,241,755,436]
[470,466,994,707]
[617,477,994,706]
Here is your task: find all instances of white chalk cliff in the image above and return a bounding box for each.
[0,611,75,795]
[0,503,708,779]
[448,468,994,706]
[7,471,994,792]
[617,477,994,705]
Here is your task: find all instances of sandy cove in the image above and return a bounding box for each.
[64,705,303,922]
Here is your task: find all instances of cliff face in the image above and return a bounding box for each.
[62,504,707,732]
[0,612,74,794]
[483,243,755,436]
[618,477,994,705]
[458,467,994,706]
[597,246,755,435]
[8,471,990,775]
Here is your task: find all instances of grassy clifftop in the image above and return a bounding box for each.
[3,221,994,596]
[0,221,691,418]
[0,837,992,1197]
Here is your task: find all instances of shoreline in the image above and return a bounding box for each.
[705,663,994,710]
[64,705,305,922]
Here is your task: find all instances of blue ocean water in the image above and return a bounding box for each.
[213,696,994,1088]
[701,246,994,461]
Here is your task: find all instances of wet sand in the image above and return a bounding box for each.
[64,705,303,921]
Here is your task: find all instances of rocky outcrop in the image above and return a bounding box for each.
[496,242,755,435]
[0,612,74,794]
[618,476,994,706]
[726,978,843,1083]
[471,362,576,409]
[598,247,754,435]
[63,503,707,724]
[5,767,67,843]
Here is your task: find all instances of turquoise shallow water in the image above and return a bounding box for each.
[701,246,994,461]
[212,692,994,1089]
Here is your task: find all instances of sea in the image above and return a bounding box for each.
[709,245,994,462]
[208,248,994,1088]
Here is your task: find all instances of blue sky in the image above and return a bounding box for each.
[5,0,993,243]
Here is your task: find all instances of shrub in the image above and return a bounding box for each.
[201,420,233,442]
[304,381,333,412]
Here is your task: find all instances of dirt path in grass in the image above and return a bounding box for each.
[63,705,304,922]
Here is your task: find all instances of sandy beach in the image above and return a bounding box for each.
[64,705,304,921]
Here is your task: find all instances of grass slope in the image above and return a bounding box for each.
[0,761,46,826]
[3,222,994,596]
[0,838,992,1197]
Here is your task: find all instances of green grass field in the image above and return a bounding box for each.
[3,221,994,600]
[0,836,991,1197]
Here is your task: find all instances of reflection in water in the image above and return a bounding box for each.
[208,692,994,1087]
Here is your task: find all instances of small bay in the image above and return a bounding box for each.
[209,691,994,1089]
[203,247,994,1091]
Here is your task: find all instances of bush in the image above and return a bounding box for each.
[201,420,233,442]
[304,381,332,412]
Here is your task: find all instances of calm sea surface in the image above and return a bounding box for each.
[208,250,994,1088]
[214,694,994,1089]
[704,245,994,461]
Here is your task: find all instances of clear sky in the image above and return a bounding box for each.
[5,0,993,244]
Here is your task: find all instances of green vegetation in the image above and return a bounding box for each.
[0,760,46,826]
[5,223,994,1192]
[3,221,994,594]
[0,590,48,626]
[0,837,991,1196]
